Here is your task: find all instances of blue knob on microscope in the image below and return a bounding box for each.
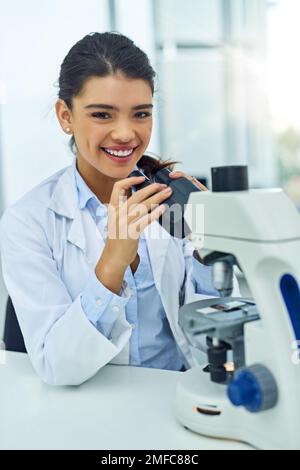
[227,364,278,413]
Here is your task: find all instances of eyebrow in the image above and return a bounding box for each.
[84,103,153,111]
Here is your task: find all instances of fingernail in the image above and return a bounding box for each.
[163,186,172,193]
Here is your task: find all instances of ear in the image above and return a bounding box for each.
[55,99,73,133]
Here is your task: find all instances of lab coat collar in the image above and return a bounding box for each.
[74,164,97,210]
[48,160,88,253]
[48,160,78,219]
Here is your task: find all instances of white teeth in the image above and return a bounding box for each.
[104,148,134,157]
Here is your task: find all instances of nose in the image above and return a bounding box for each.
[110,120,136,143]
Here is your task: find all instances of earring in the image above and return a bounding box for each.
[65,127,71,133]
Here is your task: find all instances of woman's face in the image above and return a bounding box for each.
[57,73,153,180]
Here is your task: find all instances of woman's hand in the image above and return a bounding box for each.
[95,176,172,294]
[169,171,208,191]
[106,175,172,266]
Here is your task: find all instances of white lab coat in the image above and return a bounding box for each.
[0,163,240,385]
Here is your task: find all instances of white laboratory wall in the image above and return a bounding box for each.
[0,0,109,337]
[154,0,276,188]
[156,0,223,44]
[159,50,226,176]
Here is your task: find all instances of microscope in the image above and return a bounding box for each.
[175,165,300,450]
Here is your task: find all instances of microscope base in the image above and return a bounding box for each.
[174,366,280,449]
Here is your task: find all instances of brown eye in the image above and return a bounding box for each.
[135,112,152,119]
[91,112,111,119]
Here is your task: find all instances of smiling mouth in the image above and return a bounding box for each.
[100,146,139,158]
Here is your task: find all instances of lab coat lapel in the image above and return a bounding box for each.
[67,206,106,268]
[48,163,105,268]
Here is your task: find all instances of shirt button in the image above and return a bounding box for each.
[96,298,103,306]
[111,305,120,313]
[131,324,136,330]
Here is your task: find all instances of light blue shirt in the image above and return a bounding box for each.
[76,166,185,371]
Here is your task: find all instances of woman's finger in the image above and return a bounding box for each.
[191,178,208,191]
[110,176,145,206]
[169,171,208,191]
[128,182,168,206]
[131,203,167,235]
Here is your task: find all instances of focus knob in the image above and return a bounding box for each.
[227,364,278,413]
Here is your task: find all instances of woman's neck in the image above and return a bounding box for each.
[76,155,130,204]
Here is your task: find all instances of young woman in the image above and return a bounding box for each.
[0,32,239,385]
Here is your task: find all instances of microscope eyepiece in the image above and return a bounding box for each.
[211,165,249,192]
